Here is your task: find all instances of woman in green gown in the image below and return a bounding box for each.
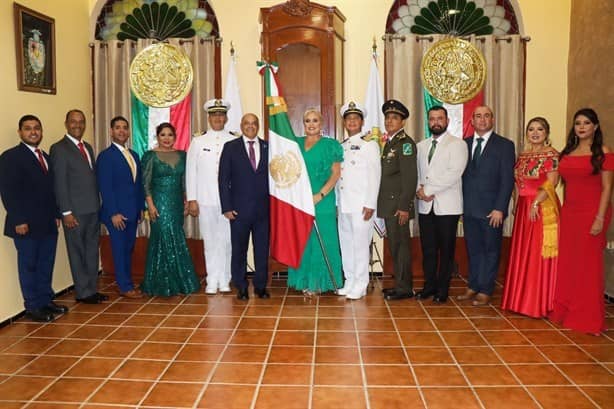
[140,123,200,296]
[288,109,344,295]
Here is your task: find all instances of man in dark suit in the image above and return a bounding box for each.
[218,113,270,300]
[0,115,68,322]
[377,100,418,301]
[459,106,515,306]
[50,110,105,304]
[97,116,145,299]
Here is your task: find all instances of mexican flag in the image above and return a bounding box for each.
[131,93,192,157]
[422,88,484,139]
[258,61,314,268]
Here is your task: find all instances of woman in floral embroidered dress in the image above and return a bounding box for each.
[501,117,560,318]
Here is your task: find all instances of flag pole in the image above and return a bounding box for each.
[312,220,339,293]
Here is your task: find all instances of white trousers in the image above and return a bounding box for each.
[338,212,374,296]
[199,205,231,290]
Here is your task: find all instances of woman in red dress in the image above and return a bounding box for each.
[549,108,613,334]
[502,117,560,318]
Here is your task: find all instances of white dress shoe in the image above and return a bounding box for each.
[219,285,231,293]
[205,287,217,295]
[336,287,349,296]
[346,291,364,300]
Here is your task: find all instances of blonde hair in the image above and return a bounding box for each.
[303,108,323,122]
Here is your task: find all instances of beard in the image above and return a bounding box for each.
[429,124,447,136]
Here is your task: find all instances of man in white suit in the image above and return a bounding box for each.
[415,106,468,303]
[186,99,236,294]
[336,102,381,300]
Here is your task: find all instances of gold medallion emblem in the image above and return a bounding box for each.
[421,38,486,104]
[130,43,193,108]
[269,151,302,188]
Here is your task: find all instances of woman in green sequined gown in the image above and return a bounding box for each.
[288,110,344,294]
[141,123,200,296]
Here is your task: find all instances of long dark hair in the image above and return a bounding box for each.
[560,108,604,174]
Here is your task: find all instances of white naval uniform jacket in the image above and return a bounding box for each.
[336,133,382,214]
[186,129,236,208]
[416,131,468,215]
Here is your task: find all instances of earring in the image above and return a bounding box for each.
[573,134,579,145]
[544,138,551,147]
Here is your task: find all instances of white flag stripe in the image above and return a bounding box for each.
[362,55,385,133]
[268,129,314,216]
[443,102,463,138]
[148,107,170,149]
[224,55,243,134]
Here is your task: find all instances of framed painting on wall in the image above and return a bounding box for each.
[14,3,56,94]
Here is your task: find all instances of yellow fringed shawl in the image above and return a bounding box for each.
[539,179,560,258]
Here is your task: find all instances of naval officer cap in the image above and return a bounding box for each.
[340,101,367,119]
[204,98,231,114]
[382,99,409,119]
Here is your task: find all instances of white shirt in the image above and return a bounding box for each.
[243,135,261,168]
[66,134,92,168]
[471,129,493,156]
[336,132,381,213]
[22,142,48,169]
[186,129,236,207]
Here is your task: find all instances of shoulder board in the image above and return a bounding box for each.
[361,132,373,142]
[229,131,241,137]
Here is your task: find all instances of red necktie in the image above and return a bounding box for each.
[248,141,257,170]
[78,142,90,166]
[35,148,48,174]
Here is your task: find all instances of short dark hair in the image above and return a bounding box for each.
[427,106,448,117]
[19,115,41,130]
[65,109,85,122]
[156,122,176,137]
[110,116,129,128]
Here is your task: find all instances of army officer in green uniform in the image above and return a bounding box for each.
[377,100,417,300]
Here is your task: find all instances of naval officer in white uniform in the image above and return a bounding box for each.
[186,99,236,294]
[336,102,381,300]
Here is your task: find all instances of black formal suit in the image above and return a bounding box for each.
[462,132,515,295]
[218,136,270,292]
[0,143,59,311]
[50,135,100,300]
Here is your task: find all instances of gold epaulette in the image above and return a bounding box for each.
[361,131,373,142]
[229,131,241,137]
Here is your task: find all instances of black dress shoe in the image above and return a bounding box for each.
[44,301,69,314]
[433,295,448,304]
[237,288,249,301]
[76,294,101,304]
[255,288,270,299]
[415,290,436,300]
[26,309,54,322]
[382,287,397,296]
[384,290,415,301]
[95,293,110,301]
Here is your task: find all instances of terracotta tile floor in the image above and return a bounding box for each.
[0,274,612,408]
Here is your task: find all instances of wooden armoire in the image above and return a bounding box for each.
[260,0,345,139]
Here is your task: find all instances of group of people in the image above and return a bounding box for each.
[0,100,611,335]
[502,108,612,335]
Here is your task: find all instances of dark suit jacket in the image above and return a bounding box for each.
[218,137,269,218]
[462,132,515,218]
[377,129,418,218]
[49,135,100,215]
[0,143,59,239]
[96,144,145,224]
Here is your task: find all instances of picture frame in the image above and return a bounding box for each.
[14,3,56,94]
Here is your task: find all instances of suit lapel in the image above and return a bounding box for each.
[256,140,267,173]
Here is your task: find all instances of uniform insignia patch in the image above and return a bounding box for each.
[350,145,360,150]
[402,143,413,155]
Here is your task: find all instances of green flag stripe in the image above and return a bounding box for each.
[131,93,149,157]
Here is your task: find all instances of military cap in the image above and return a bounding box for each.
[204,98,230,114]
[381,99,409,119]
[340,101,366,119]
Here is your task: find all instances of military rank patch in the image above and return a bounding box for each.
[402,143,413,156]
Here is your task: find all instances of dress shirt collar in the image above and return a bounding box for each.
[473,129,493,144]
[243,135,259,146]
[21,142,40,154]
[112,142,129,152]
[65,133,85,146]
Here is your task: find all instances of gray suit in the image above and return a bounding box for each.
[50,135,100,299]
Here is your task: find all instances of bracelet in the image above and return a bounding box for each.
[532,201,539,209]
[595,215,604,221]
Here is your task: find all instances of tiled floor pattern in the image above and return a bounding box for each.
[0,274,612,408]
